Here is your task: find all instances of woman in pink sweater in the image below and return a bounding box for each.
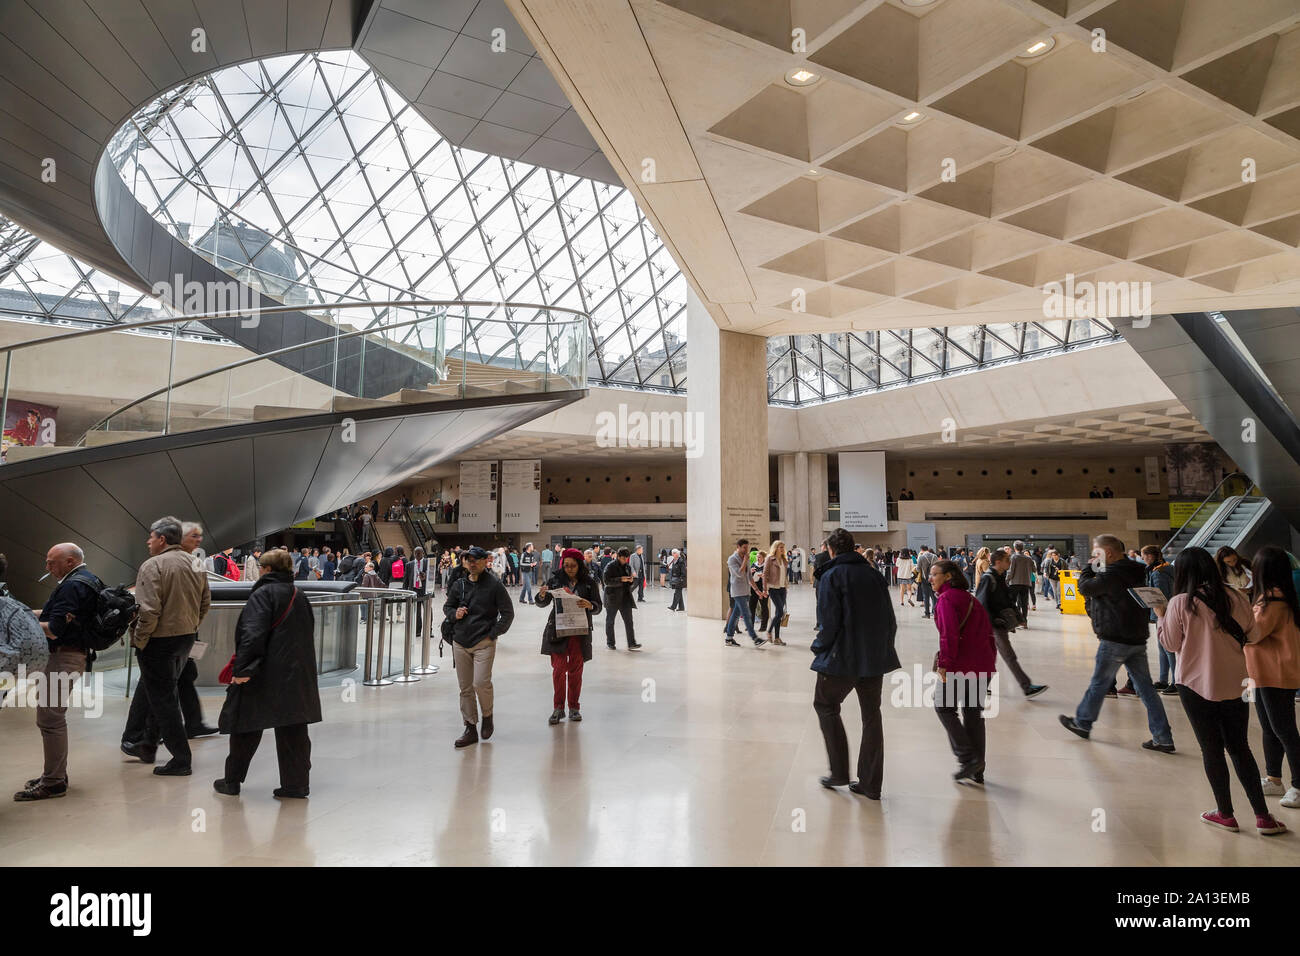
[930,559,996,785]
[1156,547,1286,836]
[1247,547,1300,809]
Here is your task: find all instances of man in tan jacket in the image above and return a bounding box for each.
[121,516,210,775]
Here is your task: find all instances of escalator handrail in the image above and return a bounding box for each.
[1163,472,1256,553]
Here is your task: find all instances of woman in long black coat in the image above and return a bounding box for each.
[535,548,602,725]
[214,549,322,799]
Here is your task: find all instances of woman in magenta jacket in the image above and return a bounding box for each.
[930,558,997,784]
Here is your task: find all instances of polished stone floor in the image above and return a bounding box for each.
[3,585,1298,865]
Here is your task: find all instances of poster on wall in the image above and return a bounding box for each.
[1,400,57,463]
[838,451,888,531]
[1143,455,1161,495]
[1165,443,1219,498]
[458,460,498,532]
[907,523,936,552]
[501,459,541,532]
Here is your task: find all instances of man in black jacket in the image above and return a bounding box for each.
[443,547,514,749]
[1059,534,1174,752]
[602,548,642,651]
[811,528,900,799]
[15,543,99,802]
[976,549,1046,698]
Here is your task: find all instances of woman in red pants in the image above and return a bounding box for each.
[536,548,603,725]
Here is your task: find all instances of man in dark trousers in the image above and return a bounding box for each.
[630,545,647,603]
[1005,540,1035,626]
[603,548,642,650]
[976,548,1047,698]
[811,528,900,799]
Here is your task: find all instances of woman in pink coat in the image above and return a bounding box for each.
[930,559,996,784]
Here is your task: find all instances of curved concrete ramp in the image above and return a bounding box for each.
[0,389,581,605]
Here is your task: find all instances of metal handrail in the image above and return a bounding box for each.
[0,297,588,356]
[1163,472,1258,552]
[61,304,582,443]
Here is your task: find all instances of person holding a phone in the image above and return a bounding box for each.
[536,548,602,724]
[601,548,642,651]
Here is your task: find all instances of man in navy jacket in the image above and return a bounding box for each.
[811,528,900,799]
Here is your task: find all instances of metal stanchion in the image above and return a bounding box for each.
[362,598,376,684]
[392,595,420,683]
[413,594,438,674]
[364,596,393,687]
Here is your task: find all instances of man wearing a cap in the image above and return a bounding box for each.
[443,546,514,748]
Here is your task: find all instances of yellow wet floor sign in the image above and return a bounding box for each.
[1058,569,1087,615]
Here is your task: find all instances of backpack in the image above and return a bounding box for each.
[391,558,405,582]
[67,569,138,652]
[224,560,241,582]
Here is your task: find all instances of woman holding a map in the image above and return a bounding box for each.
[536,548,603,727]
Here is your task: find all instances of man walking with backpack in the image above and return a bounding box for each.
[14,542,102,801]
[121,516,211,776]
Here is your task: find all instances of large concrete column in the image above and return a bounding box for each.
[779,451,829,554]
[686,289,768,619]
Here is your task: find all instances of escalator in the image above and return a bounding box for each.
[1119,308,1300,555]
[1163,473,1290,561]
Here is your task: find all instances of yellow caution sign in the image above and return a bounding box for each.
[1058,569,1087,615]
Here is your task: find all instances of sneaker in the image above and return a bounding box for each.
[13,781,66,801]
[752,637,767,647]
[819,775,849,789]
[606,642,616,650]
[1256,814,1288,836]
[1282,788,1300,808]
[724,638,741,647]
[953,760,985,783]
[1024,684,1048,699]
[569,709,582,722]
[213,778,240,796]
[1160,685,1179,696]
[1201,810,1238,832]
[1058,714,1090,740]
[1261,778,1286,796]
[1142,739,1175,754]
[549,708,564,725]
[1117,686,1138,699]
[627,642,643,650]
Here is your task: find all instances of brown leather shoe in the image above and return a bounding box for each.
[14,780,67,801]
[455,723,479,749]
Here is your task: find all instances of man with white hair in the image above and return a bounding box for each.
[14,543,100,801]
[667,549,686,612]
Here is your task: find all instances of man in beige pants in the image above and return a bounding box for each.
[442,547,514,749]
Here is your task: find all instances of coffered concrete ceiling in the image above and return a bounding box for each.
[509,0,1300,336]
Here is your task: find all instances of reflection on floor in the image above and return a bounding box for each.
[3,586,1298,865]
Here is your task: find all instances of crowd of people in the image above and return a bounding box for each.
[5,514,1299,843]
[804,524,1299,836]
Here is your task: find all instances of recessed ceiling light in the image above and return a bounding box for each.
[896,110,925,126]
[784,68,820,87]
[1017,36,1056,58]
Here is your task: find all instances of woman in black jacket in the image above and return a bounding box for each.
[535,548,602,725]
[214,549,322,798]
